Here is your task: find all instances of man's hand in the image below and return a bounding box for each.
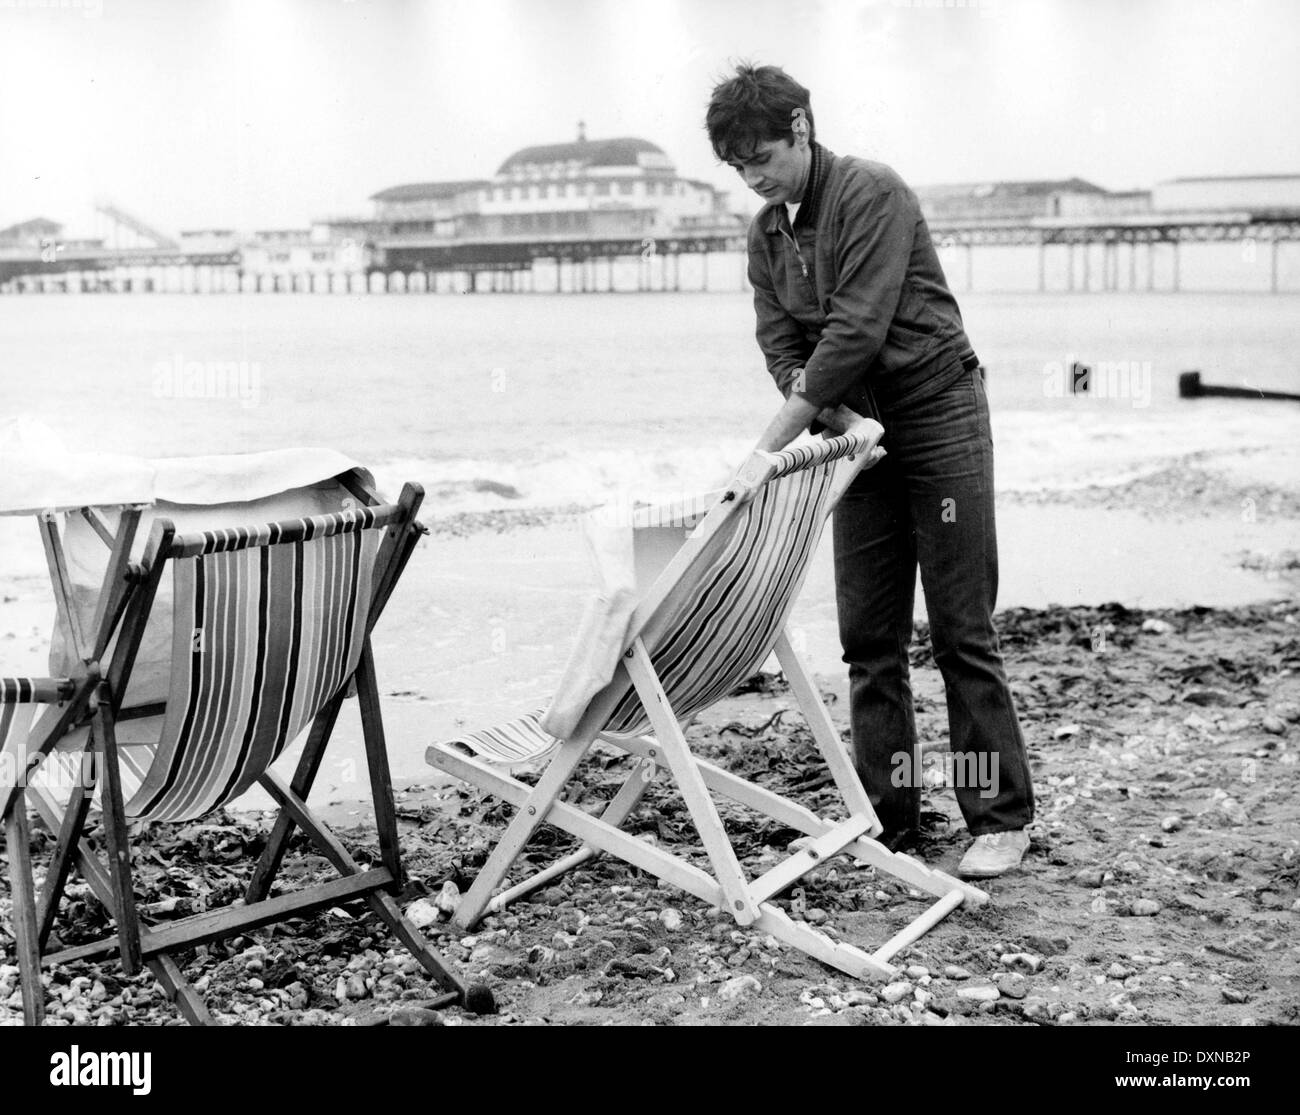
[754,392,822,453]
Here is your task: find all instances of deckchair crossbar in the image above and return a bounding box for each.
[0,678,74,703]
[766,429,875,479]
[167,502,403,558]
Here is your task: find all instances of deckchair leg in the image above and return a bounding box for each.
[773,630,881,831]
[93,708,143,975]
[258,771,484,1007]
[37,757,95,949]
[26,784,217,1025]
[5,803,45,1025]
[625,640,761,925]
[355,642,401,889]
[455,733,598,930]
[246,689,346,903]
[486,755,659,914]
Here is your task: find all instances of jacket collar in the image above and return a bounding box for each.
[761,141,832,234]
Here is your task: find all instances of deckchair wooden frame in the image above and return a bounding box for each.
[428,423,988,982]
[4,481,493,1024]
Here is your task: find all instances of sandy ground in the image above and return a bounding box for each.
[1,445,1298,1026]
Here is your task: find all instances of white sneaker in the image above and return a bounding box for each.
[958,829,1030,878]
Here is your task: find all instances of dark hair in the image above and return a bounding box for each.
[705,62,815,163]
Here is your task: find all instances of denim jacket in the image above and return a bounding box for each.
[747,144,975,417]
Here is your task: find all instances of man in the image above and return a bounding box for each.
[706,63,1034,878]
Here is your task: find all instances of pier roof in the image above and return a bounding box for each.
[497,136,672,175]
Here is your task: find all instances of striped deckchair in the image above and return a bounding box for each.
[428,420,989,982]
[7,483,494,1024]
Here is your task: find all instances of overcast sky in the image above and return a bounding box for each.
[2,0,1297,234]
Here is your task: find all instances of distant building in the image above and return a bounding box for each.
[0,217,63,247]
[330,126,742,254]
[239,227,366,286]
[1152,174,1300,214]
[912,178,1155,223]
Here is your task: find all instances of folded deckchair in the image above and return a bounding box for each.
[4,479,493,1023]
[427,421,988,982]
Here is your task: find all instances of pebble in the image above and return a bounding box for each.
[1160,815,1184,833]
[1053,724,1081,739]
[880,981,912,1004]
[1221,988,1250,1004]
[956,985,1000,1002]
[1057,1011,1078,1024]
[1108,963,1136,980]
[1130,899,1162,917]
[434,880,461,915]
[718,974,761,1001]
[996,974,1027,1000]
[1141,618,1173,635]
[659,908,684,933]
[943,964,972,980]
[1261,716,1286,736]
[905,964,929,980]
[1074,868,1105,888]
[1001,952,1044,974]
[805,908,829,926]
[404,899,441,929]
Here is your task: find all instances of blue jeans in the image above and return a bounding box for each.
[832,352,1035,836]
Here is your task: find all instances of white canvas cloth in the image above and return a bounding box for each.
[538,503,640,739]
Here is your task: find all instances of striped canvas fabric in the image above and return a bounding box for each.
[442,710,559,765]
[122,515,381,822]
[438,432,869,765]
[1,681,38,801]
[599,450,841,736]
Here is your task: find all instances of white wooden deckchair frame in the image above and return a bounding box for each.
[429,419,988,981]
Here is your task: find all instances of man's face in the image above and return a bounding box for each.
[726,136,812,205]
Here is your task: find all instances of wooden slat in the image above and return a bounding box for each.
[872,889,965,965]
[245,690,345,903]
[626,639,760,925]
[37,771,95,949]
[355,644,401,887]
[258,771,467,998]
[432,745,726,912]
[5,804,45,1024]
[94,707,143,974]
[89,506,141,660]
[747,815,872,906]
[774,630,879,826]
[46,868,395,964]
[40,515,87,664]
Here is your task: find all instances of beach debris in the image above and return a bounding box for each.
[1000,952,1044,974]
[718,975,761,1001]
[1053,724,1081,739]
[658,907,684,932]
[1128,899,1162,917]
[1221,988,1251,1004]
[880,981,912,1004]
[1141,618,1174,635]
[997,974,1028,1000]
[404,898,441,929]
[434,880,461,915]
[956,985,1000,1002]
[1160,815,1184,832]
[943,965,973,980]
[1261,715,1287,736]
